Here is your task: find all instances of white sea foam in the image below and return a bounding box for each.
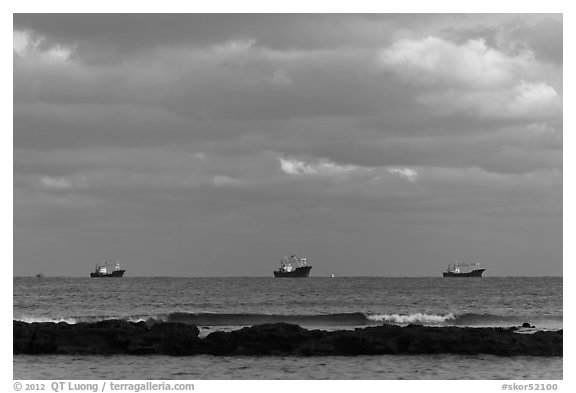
[13,315,153,324]
[367,312,456,324]
[15,316,80,324]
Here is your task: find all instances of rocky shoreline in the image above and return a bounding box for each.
[13,320,562,356]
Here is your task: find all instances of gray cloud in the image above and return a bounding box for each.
[13,14,562,276]
[12,14,442,61]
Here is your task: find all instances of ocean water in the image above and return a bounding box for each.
[13,276,563,379]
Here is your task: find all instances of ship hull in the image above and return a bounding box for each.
[443,269,485,277]
[274,266,311,278]
[90,270,125,278]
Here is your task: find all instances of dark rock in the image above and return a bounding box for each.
[13,320,562,357]
[204,322,317,355]
[14,319,201,355]
[522,322,536,328]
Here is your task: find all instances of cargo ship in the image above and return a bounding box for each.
[274,255,311,278]
[443,261,485,277]
[90,260,126,278]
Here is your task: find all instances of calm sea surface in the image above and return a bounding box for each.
[13,276,563,379]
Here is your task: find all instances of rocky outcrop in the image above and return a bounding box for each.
[13,320,202,356]
[13,321,562,357]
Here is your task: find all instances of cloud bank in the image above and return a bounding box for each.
[13,14,562,276]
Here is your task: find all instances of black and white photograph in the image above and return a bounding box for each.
[11,8,565,386]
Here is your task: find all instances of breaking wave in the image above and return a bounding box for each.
[367,313,457,324]
[13,312,563,329]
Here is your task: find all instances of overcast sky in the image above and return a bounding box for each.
[13,14,562,277]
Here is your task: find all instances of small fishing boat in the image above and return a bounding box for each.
[90,260,126,278]
[274,255,312,278]
[443,261,485,277]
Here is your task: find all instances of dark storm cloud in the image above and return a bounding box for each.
[12,14,436,58]
[13,14,562,276]
[508,17,563,64]
[440,15,562,64]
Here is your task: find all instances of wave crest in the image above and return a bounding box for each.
[367,313,456,324]
[13,311,563,329]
